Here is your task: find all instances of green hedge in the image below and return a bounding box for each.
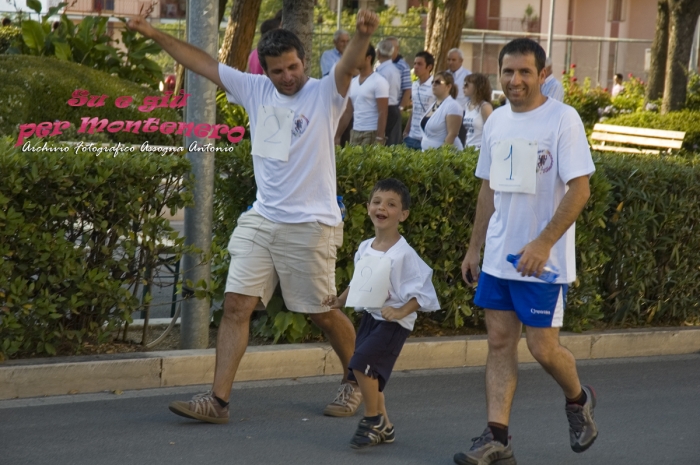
[0,137,193,359]
[602,110,700,152]
[212,143,623,337]
[0,55,181,146]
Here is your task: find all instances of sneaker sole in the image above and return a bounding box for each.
[572,432,598,453]
[453,452,517,465]
[168,403,229,424]
[323,407,359,417]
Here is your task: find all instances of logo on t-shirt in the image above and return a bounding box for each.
[537,149,553,174]
[291,115,309,138]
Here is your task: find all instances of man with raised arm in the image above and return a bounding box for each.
[127,10,380,424]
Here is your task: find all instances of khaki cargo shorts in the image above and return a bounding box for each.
[224,209,344,313]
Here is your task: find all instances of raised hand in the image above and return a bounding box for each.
[356,9,379,36]
[127,16,154,37]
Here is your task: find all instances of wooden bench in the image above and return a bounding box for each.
[590,123,685,155]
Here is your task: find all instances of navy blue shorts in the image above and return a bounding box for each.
[347,312,411,392]
[474,272,568,327]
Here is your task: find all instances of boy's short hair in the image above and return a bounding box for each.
[369,178,411,210]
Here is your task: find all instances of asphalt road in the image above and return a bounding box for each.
[2,354,699,465]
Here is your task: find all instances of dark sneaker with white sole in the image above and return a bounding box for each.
[454,427,517,465]
[566,385,598,453]
[350,414,393,449]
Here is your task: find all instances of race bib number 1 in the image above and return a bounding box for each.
[489,139,538,194]
[251,105,294,162]
[346,255,392,308]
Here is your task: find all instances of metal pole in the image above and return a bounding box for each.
[337,0,342,31]
[180,0,218,349]
[480,32,485,73]
[596,40,602,86]
[546,0,555,58]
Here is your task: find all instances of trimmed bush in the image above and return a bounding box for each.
[596,153,700,325]
[0,55,182,146]
[0,137,193,359]
[602,110,700,152]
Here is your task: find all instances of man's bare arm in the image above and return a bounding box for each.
[461,180,495,283]
[335,10,379,97]
[516,175,591,277]
[127,17,223,89]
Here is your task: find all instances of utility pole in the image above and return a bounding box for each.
[180,0,218,349]
[547,0,555,58]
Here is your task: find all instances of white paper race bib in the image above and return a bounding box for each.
[489,139,538,194]
[251,105,294,161]
[346,255,392,308]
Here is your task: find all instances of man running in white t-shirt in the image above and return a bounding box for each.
[456,38,598,465]
[127,10,380,425]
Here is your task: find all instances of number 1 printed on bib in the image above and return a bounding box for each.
[489,139,538,194]
[346,255,392,308]
[251,105,294,161]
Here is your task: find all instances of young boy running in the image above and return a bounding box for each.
[323,178,440,449]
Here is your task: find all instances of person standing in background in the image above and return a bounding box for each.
[337,44,389,147]
[247,16,281,75]
[540,58,564,101]
[420,71,463,151]
[321,30,350,77]
[375,39,402,146]
[403,51,435,150]
[462,73,493,149]
[386,36,412,115]
[611,73,624,97]
[446,48,471,108]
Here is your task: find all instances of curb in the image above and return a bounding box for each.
[1,327,699,400]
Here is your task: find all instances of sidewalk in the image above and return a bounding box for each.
[2,327,699,400]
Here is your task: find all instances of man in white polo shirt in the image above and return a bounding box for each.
[446,48,471,108]
[403,51,435,150]
[337,44,389,146]
[128,10,381,425]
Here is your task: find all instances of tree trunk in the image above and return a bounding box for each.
[662,0,700,113]
[424,0,468,73]
[282,0,315,74]
[218,0,264,69]
[646,0,669,103]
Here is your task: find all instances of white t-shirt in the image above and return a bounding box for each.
[448,67,471,107]
[463,101,487,148]
[421,96,464,151]
[375,60,402,106]
[352,237,440,331]
[348,72,389,131]
[219,63,347,226]
[612,83,624,97]
[475,98,595,284]
[408,76,435,140]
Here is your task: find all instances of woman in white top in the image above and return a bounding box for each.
[461,73,493,148]
[420,71,464,151]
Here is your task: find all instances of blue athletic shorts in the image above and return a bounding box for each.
[474,272,568,328]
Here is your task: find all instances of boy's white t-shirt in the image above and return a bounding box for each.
[420,96,465,150]
[352,236,440,330]
[475,98,595,284]
[218,63,348,226]
[348,72,390,131]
